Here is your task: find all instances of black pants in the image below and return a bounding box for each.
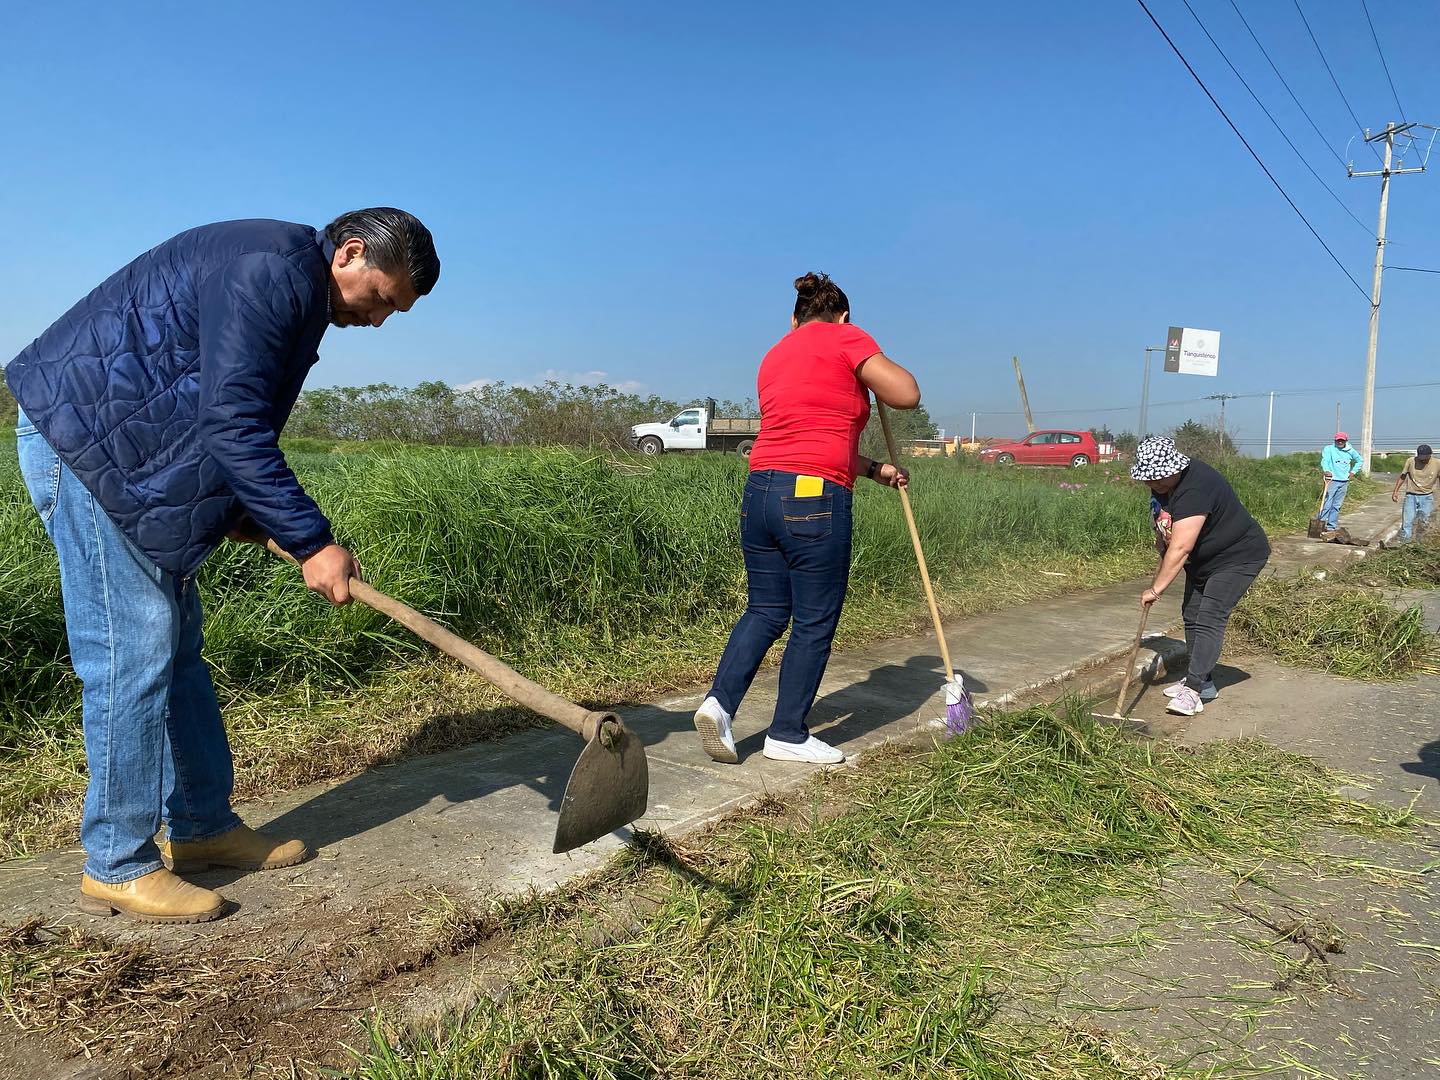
[1181,559,1268,691]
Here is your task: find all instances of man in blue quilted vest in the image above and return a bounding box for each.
[5,209,439,923]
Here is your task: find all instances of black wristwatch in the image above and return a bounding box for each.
[866,458,881,482]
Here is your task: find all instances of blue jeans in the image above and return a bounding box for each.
[1320,478,1350,530]
[1401,493,1434,540]
[17,411,240,883]
[710,470,853,743]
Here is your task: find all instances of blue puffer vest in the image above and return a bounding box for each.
[5,219,335,577]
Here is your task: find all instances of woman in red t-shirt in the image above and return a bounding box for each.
[693,273,922,765]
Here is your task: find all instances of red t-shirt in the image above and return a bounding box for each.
[747,321,881,488]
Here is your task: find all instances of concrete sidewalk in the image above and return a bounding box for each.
[0,485,1404,946]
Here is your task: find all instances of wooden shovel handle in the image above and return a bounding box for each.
[265,540,610,741]
[876,402,955,680]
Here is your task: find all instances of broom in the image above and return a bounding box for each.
[876,402,975,734]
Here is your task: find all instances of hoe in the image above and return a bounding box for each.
[267,541,649,853]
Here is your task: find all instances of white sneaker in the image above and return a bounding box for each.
[762,735,845,764]
[693,696,737,763]
[1163,680,1217,702]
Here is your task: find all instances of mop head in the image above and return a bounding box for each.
[943,678,976,736]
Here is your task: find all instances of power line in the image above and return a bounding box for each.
[1386,264,1440,274]
[1228,0,1350,170]
[1360,0,1407,123]
[967,377,1440,418]
[1292,0,1384,163]
[1181,0,1371,236]
[1135,0,1371,302]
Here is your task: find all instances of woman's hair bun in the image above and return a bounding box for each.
[794,272,824,298]
[791,271,850,325]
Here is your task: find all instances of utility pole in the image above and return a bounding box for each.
[1349,121,1429,474]
[1012,356,1035,434]
[1266,391,1274,459]
[1138,345,1166,438]
[1204,393,1238,442]
[1335,401,1341,434]
[970,411,976,444]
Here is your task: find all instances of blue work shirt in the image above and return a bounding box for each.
[1321,443,1363,481]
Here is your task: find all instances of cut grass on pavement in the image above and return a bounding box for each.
[1230,575,1433,680]
[345,699,1408,1080]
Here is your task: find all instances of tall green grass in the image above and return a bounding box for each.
[0,448,1334,753]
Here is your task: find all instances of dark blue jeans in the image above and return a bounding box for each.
[710,470,853,743]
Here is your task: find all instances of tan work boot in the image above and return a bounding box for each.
[79,868,228,923]
[161,824,310,873]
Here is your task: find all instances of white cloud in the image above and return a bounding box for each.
[453,377,495,392]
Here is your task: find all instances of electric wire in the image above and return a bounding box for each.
[967,378,1440,418]
[1386,265,1440,274]
[1228,0,1349,170]
[1136,0,1371,302]
[1360,0,1407,123]
[1182,0,1371,236]
[1292,0,1384,163]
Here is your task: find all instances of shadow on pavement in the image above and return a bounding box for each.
[1400,739,1440,782]
[736,653,965,757]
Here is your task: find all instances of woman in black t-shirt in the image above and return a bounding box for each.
[1131,436,1270,717]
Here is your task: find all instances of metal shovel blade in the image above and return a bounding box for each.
[553,714,649,853]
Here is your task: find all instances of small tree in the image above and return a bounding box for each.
[859,403,939,460]
[1114,431,1138,454]
[1089,425,1115,443]
[1170,419,1236,460]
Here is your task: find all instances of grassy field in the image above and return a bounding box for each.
[0,445,1337,856]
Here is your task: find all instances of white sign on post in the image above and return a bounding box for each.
[1163,326,1220,377]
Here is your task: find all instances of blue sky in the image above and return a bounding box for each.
[3,0,1437,453]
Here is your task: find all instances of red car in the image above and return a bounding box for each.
[979,430,1112,468]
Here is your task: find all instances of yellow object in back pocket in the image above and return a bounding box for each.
[794,475,824,498]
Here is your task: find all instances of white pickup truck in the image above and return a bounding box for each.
[629,398,762,457]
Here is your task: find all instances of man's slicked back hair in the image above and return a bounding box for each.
[325,207,440,296]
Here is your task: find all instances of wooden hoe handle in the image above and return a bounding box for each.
[265,540,608,741]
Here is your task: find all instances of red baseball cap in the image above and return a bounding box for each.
[1335,432,1348,441]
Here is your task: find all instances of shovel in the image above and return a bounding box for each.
[265,541,648,853]
[1307,481,1327,538]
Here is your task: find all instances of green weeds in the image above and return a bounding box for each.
[0,447,1346,855]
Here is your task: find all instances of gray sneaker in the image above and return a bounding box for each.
[1163,680,1217,702]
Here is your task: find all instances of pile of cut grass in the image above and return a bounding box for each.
[1343,531,1440,590]
[347,699,1401,1079]
[1230,575,1432,679]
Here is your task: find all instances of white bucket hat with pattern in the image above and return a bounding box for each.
[1130,436,1191,481]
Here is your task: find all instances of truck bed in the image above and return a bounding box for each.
[710,417,762,435]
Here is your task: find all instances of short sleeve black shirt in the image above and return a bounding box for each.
[1158,459,1270,571]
